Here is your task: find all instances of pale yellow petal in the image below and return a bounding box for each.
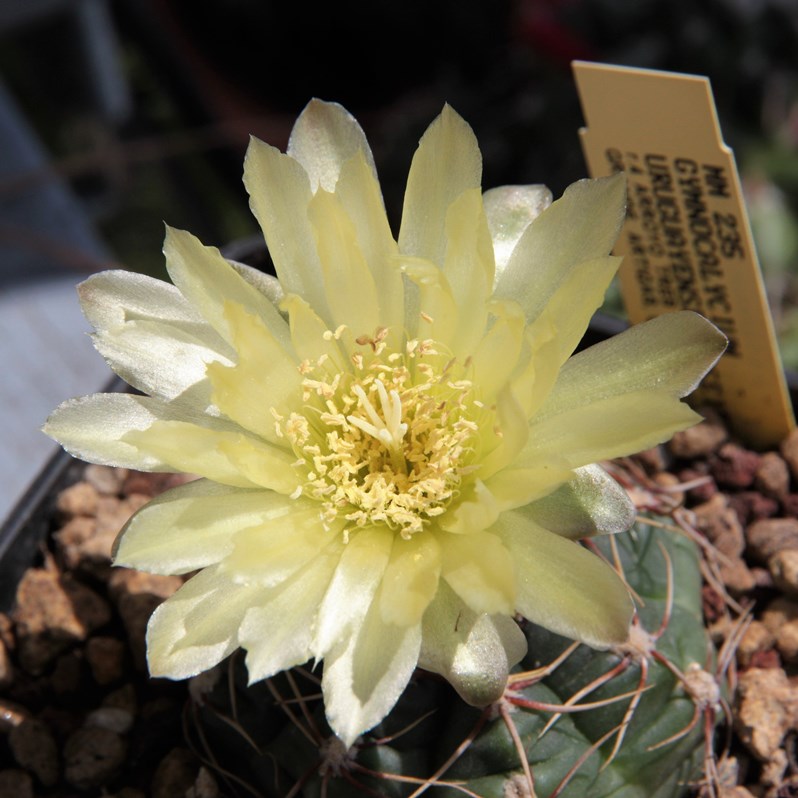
[440,188,494,355]
[44,393,207,473]
[513,313,727,472]
[220,504,342,587]
[146,566,258,679]
[206,301,302,442]
[438,480,501,535]
[240,550,339,682]
[532,255,622,365]
[281,293,348,372]
[419,581,526,707]
[243,136,330,320]
[494,173,626,323]
[469,301,526,402]
[440,531,515,615]
[324,588,421,747]
[213,434,301,492]
[335,151,403,340]
[539,311,728,419]
[79,270,233,408]
[163,226,292,349]
[124,419,299,492]
[313,526,394,657]
[496,513,633,648]
[523,464,636,540]
[79,268,200,330]
[508,316,561,419]
[282,116,405,344]
[525,390,703,469]
[307,188,380,337]
[400,255,459,346]
[227,259,284,304]
[287,99,377,193]
[92,320,231,413]
[478,388,529,480]
[378,532,441,626]
[72,270,238,416]
[505,257,622,422]
[484,460,574,512]
[398,105,482,267]
[113,480,286,574]
[483,184,552,274]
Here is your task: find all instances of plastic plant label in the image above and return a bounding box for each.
[574,61,794,449]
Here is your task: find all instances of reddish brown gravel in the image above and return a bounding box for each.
[0,467,218,797]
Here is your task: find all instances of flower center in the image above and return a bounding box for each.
[277,332,484,539]
[347,379,409,474]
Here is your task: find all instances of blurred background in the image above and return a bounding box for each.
[2,0,798,523]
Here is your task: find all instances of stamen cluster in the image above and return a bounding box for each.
[279,333,486,539]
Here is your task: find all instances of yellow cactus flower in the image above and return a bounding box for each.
[44,100,726,746]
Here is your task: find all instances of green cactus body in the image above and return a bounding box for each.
[188,519,714,798]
